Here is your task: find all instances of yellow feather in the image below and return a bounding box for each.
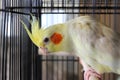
[21,14,42,47]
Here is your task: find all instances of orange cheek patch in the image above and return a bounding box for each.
[50,32,63,44]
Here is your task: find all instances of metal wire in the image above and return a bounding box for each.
[0,0,120,80]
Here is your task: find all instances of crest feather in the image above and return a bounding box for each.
[21,14,44,47]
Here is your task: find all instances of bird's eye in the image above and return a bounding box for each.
[43,37,49,43]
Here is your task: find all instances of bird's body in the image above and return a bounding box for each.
[21,15,120,80]
[65,16,120,74]
[43,16,120,74]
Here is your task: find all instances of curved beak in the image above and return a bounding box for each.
[38,47,48,55]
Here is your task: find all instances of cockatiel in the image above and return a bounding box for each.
[21,15,120,80]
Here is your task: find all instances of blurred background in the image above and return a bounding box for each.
[0,0,120,80]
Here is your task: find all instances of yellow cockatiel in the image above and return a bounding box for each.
[21,15,120,80]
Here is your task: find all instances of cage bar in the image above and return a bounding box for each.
[0,0,120,80]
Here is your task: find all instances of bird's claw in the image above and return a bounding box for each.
[84,68,102,80]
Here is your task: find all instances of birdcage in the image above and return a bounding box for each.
[0,0,120,80]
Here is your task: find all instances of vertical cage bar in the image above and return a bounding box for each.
[46,56,48,80]
[77,58,79,80]
[0,0,120,80]
[66,56,68,80]
[18,13,20,80]
[37,55,42,80]
[9,13,12,80]
[72,57,74,80]
[52,56,54,80]
[37,1,42,79]
[2,10,7,80]
[1,0,6,80]
[62,56,64,80]
[114,0,117,31]
[92,0,96,15]
[57,56,58,80]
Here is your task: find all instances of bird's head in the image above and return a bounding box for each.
[21,15,71,55]
[38,24,68,54]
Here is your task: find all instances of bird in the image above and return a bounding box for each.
[21,14,120,80]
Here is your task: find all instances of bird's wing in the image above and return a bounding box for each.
[66,16,120,74]
[66,16,104,58]
[94,26,120,73]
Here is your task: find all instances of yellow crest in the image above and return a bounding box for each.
[21,14,44,47]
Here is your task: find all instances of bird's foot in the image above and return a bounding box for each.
[84,68,102,80]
